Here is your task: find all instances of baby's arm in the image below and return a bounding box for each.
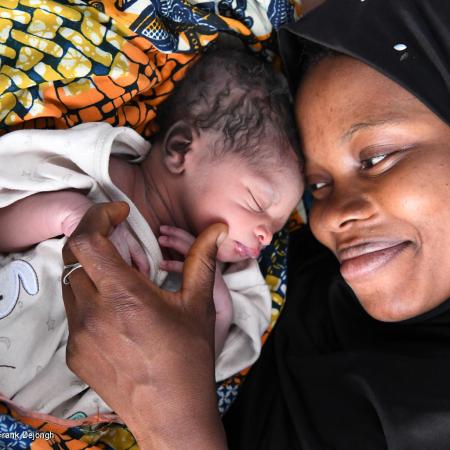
[0,191,150,275]
[0,191,93,253]
[158,226,233,357]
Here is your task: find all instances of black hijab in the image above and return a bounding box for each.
[279,0,450,124]
[224,1,450,449]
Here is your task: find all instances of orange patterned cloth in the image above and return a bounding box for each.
[0,0,300,137]
[0,398,134,449]
[0,0,198,136]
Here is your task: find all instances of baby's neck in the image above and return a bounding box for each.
[109,154,181,239]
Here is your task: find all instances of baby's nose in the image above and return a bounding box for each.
[256,228,273,246]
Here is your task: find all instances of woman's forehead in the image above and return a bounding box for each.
[295,56,433,138]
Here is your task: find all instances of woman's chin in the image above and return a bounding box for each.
[357,289,433,322]
[361,302,417,322]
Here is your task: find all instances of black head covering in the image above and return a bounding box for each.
[279,0,450,125]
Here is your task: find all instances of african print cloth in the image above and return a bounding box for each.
[0,0,304,446]
[0,0,301,135]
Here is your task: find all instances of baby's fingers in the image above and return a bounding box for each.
[110,224,150,276]
[160,260,184,273]
[130,246,150,276]
[160,225,195,243]
[124,230,150,276]
[159,226,194,256]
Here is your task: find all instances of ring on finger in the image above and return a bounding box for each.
[62,262,83,285]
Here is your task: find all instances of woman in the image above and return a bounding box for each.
[224,1,450,448]
[62,0,450,448]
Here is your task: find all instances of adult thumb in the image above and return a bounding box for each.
[74,201,130,237]
[181,223,228,304]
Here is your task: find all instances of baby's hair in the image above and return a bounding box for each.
[157,47,301,170]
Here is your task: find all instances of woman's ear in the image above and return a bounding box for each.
[162,121,194,174]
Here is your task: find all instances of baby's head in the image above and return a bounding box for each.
[155,47,303,262]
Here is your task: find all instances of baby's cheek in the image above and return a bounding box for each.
[216,239,241,263]
[217,238,233,256]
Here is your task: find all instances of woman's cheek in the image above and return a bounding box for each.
[308,205,332,248]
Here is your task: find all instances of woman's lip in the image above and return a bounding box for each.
[338,240,407,261]
[235,241,260,259]
[339,241,412,281]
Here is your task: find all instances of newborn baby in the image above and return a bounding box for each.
[0,48,302,418]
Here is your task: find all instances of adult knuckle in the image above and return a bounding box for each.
[96,270,128,293]
[105,283,146,315]
[200,256,216,274]
[68,232,94,255]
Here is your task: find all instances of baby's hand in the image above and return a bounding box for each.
[62,200,150,277]
[109,223,150,277]
[158,225,196,266]
[159,225,233,356]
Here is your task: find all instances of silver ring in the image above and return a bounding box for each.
[62,262,83,285]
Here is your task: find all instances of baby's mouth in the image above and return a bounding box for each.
[235,241,260,259]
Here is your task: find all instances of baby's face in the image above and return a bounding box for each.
[183,154,303,263]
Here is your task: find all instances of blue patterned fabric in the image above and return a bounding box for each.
[0,415,37,449]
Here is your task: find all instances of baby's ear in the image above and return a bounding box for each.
[162,121,194,174]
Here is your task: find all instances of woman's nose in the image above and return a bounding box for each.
[321,184,376,233]
[255,227,273,246]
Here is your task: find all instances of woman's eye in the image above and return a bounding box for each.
[360,153,388,169]
[309,181,328,192]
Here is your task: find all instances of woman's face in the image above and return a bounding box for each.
[296,56,450,322]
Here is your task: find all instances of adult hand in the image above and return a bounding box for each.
[158,225,234,356]
[61,202,228,450]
